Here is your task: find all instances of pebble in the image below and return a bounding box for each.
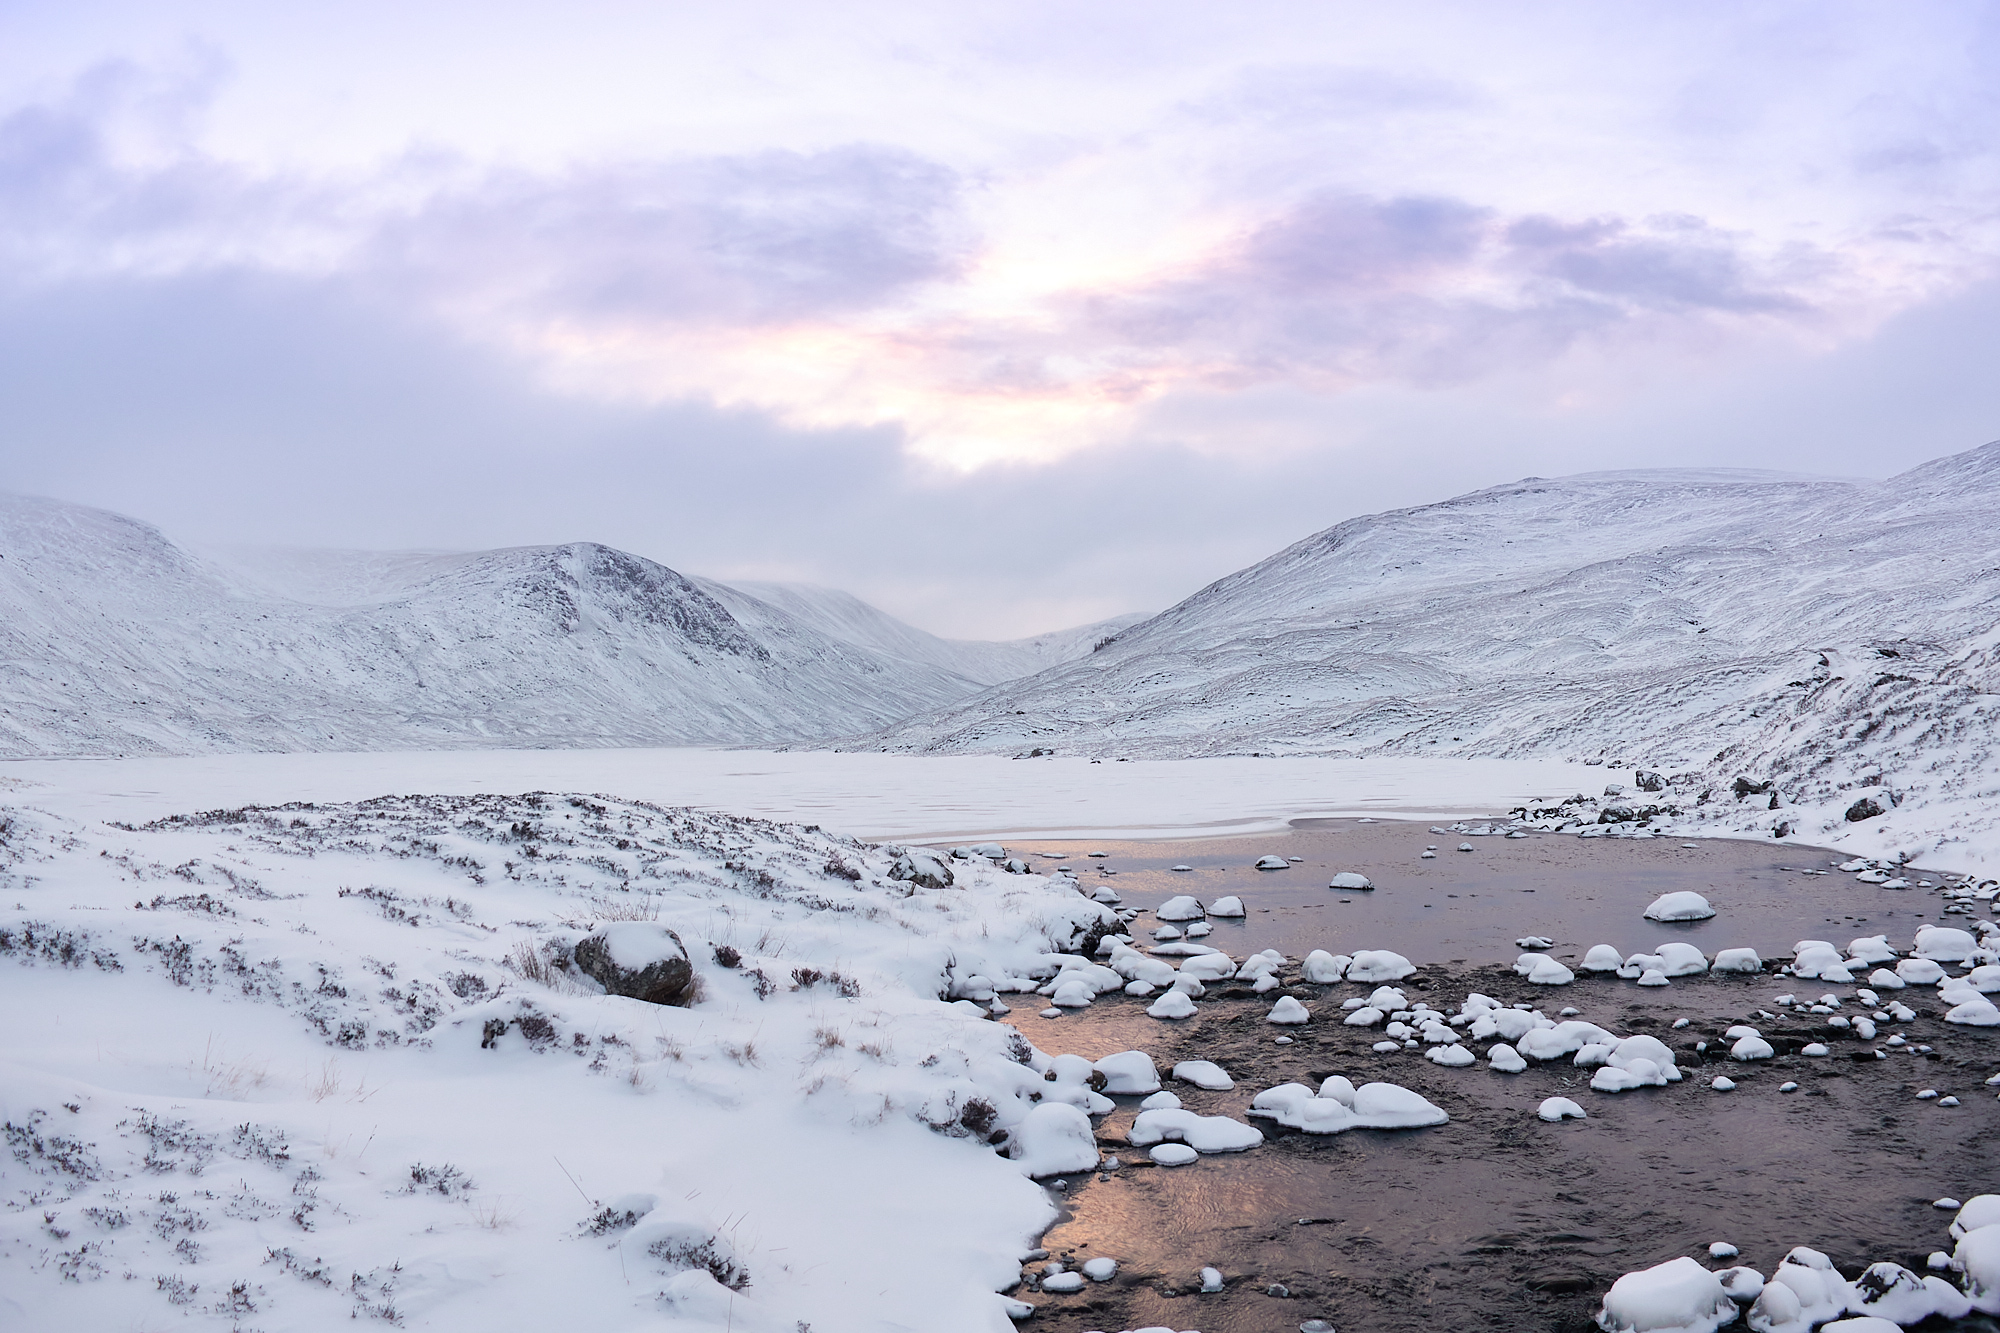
[1710,1242,1740,1259]
[1300,1322,1336,1333]
[1930,1252,1954,1271]
[1268,1282,1292,1297]
[1711,1076,1736,1091]
[1935,1198,1964,1210]
[1458,842,1474,852]
[1275,1036,1294,1045]
[1917,1088,1938,1100]
[1673,1018,1690,1029]
[1940,1096,1961,1107]
[1780,1082,1799,1093]
[1081,1257,1118,1281]
[1040,1008,1062,1018]
[1200,1266,1225,1292]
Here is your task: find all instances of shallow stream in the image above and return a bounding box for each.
[989,820,2000,1333]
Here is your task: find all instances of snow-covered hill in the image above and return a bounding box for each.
[857,442,2000,860]
[0,495,1125,758]
[700,581,1144,686]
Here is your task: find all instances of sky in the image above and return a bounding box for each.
[3,1,1999,638]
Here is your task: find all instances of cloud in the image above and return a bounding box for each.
[366,147,972,329]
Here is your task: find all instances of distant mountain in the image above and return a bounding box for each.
[857,443,2000,794]
[712,580,1146,685]
[0,496,1130,757]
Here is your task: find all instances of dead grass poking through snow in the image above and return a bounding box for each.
[585,893,661,922]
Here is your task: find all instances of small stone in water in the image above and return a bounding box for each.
[1711,1076,1736,1091]
[1941,1096,1961,1107]
[1300,1322,1336,1333]
[1561,1007,1581,1016]
[1710,1242,1739,1259]
[1673,1018,1690,1028]
[1780,1081,1799,1092]
[1201,1266,1225,1292]
[1081,1257,1117,1281]
[1930,1252,1954,1270]
[1040,1007,1062,1018]
[1275,1036,1293,1044]
[1917,1088,1939,1099]
[1268,1282,1291,1297]
[1936,1198,1964,1210]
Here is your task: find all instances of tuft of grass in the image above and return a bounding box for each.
[586,893,660,922]
[720,1041,759,1066]
[506,940,557,986]
[197,1037,270,1100]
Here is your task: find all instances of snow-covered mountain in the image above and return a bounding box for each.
[858,441,2000,851]
[713,580,1145,686]
[0,495,1122,757]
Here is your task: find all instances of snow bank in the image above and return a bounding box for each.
[0,792,1123,1331]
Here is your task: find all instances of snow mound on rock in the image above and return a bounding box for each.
[1644,892,1715,921]
[1596,1255,1737,1333]
[1249,1081,1447,1133]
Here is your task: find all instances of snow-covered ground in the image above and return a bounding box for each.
[0,782,1127,1332]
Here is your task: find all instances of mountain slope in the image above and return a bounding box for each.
[857,444,2000,788]
[0,496,1000,756]
[712,579,1145,685]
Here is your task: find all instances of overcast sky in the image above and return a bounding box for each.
[3,2,1998,637]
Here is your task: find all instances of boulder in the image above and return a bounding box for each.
[574,924,695,1006]
[1845,792,1895,822]
[888,848,955,889]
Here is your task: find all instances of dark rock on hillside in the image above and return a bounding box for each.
[574,925,695,1006]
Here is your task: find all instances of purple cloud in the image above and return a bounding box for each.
[369,146,972,327]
